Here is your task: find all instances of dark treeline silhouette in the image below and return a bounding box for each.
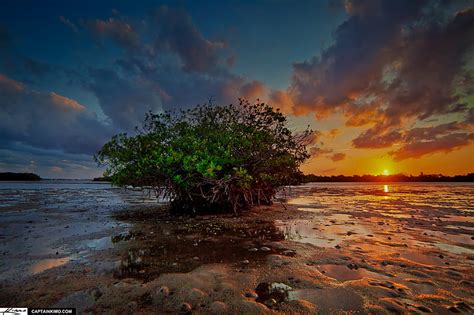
[302,173,474,183]
[0,172,42,181]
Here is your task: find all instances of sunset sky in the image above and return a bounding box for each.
[0,0,473,178]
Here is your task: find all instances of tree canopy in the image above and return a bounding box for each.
[95,99,312,215]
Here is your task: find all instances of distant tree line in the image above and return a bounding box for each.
[302,173,474,183]
[0,172,41,181]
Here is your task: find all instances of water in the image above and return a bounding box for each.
[0,180,163,281]
[277,182,474,287]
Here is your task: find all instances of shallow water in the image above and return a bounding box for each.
[0,180,162,281]
[277,182,474,287]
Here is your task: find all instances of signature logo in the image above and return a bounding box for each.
[0,308,27,315]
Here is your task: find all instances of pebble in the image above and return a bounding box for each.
[260,247,271,252]
[245,292,258,298]
[335,245,341,249]
[193,256,200,261]
[248,248,258,252]
[242,259,250,264]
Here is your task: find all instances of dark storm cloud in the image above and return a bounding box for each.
[87,68,163,130]
[0,74,112,154]
[81,5,266,126]
[152,6,225,73]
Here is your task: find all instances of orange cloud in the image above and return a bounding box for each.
[239,80,267,101]
[0,73,24,91]
[330,153,346,162]
[49,92,85,111]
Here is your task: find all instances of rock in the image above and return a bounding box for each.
[180,302,192,314]
[245,292,258,298]
[438,254,444,259]
[193,256,200,261]
[347,263,359,270]
[209,301,227,314]
[242,259,250,264]
[260,246,271,252]
[255,282,292,305]
[335,245,341,249]
[248,247,258,252]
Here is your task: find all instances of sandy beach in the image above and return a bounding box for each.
[1,182,473,314]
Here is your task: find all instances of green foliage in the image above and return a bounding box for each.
[95,99,312,214]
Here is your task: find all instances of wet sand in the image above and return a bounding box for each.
[0,182,473,314]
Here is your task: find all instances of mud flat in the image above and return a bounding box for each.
[0,182,473,314]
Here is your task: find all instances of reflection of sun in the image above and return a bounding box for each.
[383,169,389,175]
[384,184,390,193]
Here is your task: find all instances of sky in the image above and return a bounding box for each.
[0,0,473,179]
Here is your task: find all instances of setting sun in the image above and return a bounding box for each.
[383,169,390,175]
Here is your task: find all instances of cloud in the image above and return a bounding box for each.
[390,132,474,161]
[327,128,340,138]
[272,0,473,152]
[87,68,163,130]
[82,6,263,126]
[330,152,346,162]
[352,121,474,160]
[87,17,140,52]
[0,74,112,154]
[59,16,79,34]
[239,80,267,101]
[352,122,403,148]
[152,6,225,73]
[309,146,333,158]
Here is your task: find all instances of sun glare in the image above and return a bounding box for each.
[383,169,389,175]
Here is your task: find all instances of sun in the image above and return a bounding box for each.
[383,169,389,175]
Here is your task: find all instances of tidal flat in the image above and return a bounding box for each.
[0,181,473,314]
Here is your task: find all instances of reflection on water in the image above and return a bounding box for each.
[278,182,474,264]
[30,257,70,274]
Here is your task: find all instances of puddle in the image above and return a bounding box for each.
[30,257,71,274]
[80,237,114,251]
[113,215,285,281]
[317,264,388,281]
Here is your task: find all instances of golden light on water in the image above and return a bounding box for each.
[384,184,390,193]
